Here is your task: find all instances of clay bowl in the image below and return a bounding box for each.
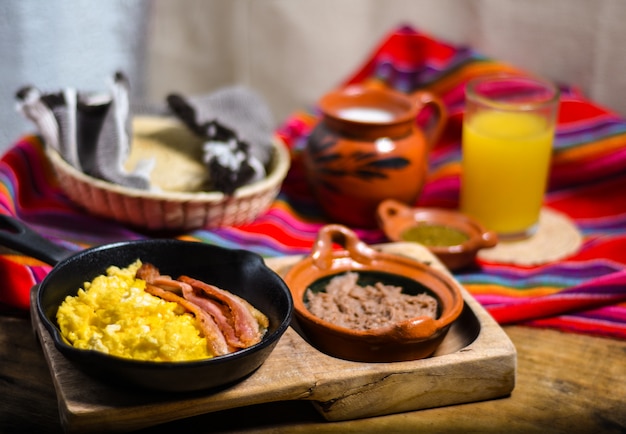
[282,224,464,363]
[377,199,498,270]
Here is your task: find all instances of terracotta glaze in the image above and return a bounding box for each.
[303,84,447,228]
[282,224,464,362]
[377,199,498,270]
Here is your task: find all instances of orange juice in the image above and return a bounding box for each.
[460,110,554,237]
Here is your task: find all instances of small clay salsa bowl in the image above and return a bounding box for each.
[377,199,498,270]
[282,224,464,363]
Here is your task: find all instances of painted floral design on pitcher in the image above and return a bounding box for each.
[307,124,412,190]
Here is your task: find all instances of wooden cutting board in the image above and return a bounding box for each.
[31,242,516,433]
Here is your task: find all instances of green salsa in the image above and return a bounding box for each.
[400,223,469,247]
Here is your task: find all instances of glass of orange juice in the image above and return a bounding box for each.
[460,75,560,240]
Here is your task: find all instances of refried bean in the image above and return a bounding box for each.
[305,272,438,331]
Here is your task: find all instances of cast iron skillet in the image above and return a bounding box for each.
[0,215,293,393]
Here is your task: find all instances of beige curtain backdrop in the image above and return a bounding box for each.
[145,0,626,126]
[0,0,149,150]
[2,0,624,151]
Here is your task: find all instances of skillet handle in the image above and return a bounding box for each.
[0,215,74,266]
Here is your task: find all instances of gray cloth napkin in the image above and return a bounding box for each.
[16,72,153,190]
[167,85,275,194]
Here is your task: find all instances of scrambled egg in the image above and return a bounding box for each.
[56,260,212,362]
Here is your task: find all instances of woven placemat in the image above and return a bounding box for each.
[477,207,583,266]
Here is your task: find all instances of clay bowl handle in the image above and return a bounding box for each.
[389,316,440,341]
[375,199,417,242]
[311,224,377,270]
[411,91,448,149]
[479,230,499,249]
[376,199,413,223]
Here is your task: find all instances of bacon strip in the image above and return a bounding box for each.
[136,262,269,356]
[137,263,232,356]
[179,276,268,348]
[182,288,246,348]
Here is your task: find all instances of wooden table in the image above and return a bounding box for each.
[2,305,624,434]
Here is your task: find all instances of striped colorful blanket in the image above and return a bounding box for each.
[2,25,625,339]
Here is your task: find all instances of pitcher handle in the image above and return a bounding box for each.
[411,91,447,149]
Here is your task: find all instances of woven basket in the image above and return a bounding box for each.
[46,133,291,232]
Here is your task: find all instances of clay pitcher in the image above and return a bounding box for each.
[303,84,447,228]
